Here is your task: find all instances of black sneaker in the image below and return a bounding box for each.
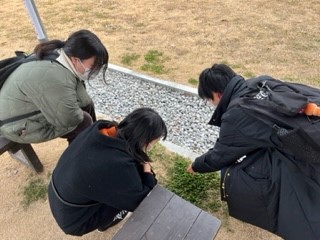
[97,210,129,232]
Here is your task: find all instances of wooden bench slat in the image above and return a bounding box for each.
[0,136,17,154]
[112,185,221,240]
[145,194,201,240]
[184,211,221,240]
[112,185,174,240]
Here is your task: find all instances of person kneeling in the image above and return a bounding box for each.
[48,107,167,236]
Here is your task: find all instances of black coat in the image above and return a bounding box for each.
[192,76,320,240]
[48,120,157,236]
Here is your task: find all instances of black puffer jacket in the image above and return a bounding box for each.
[192,75,281,173]
[192,76,320,240]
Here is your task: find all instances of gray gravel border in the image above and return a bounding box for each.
[87,64,220,159]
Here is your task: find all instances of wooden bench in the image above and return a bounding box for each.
[0,136,43,173]
[112,184,221,240]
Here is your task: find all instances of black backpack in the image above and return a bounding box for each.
[230,75,320,163]
[0,51,30,89]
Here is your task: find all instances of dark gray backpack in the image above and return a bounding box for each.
[230,75,320,163]
[0,51,30,89]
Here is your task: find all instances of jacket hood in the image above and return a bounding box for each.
[89,120,126,152]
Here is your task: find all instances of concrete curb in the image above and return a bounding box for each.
[160,140,198,161]
[101,64,201,161]
[108,64,198,96]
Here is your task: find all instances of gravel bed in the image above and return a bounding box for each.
[87,69,220,155]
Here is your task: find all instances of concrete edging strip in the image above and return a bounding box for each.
[108,63,198,96]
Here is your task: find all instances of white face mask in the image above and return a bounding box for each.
[77,59,91,81]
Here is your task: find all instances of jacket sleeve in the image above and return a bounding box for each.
[192,108,278,173]
[107,169,157,211]
[141,172,157,189]
[88,160,157,212]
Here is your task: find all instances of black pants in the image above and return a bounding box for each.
[61,102,96,144]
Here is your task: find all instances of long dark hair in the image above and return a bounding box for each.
[117,108,167,163]
[34,29,109,81]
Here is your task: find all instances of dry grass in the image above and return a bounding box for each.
[0,0,319,87]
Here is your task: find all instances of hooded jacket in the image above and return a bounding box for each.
[192,75,281,172]
[48,120,157,236]
[192,75,320,240]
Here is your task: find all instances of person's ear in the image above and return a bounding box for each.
[210,91,215,100]
[70,56,78,65]
[70,57,83,73]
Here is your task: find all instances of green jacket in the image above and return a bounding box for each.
[0,60,92,143]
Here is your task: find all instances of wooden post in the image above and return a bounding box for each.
[0,136,43,173]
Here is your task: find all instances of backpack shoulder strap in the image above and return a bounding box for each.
[0,110,41,127]
[0,51,29,81]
